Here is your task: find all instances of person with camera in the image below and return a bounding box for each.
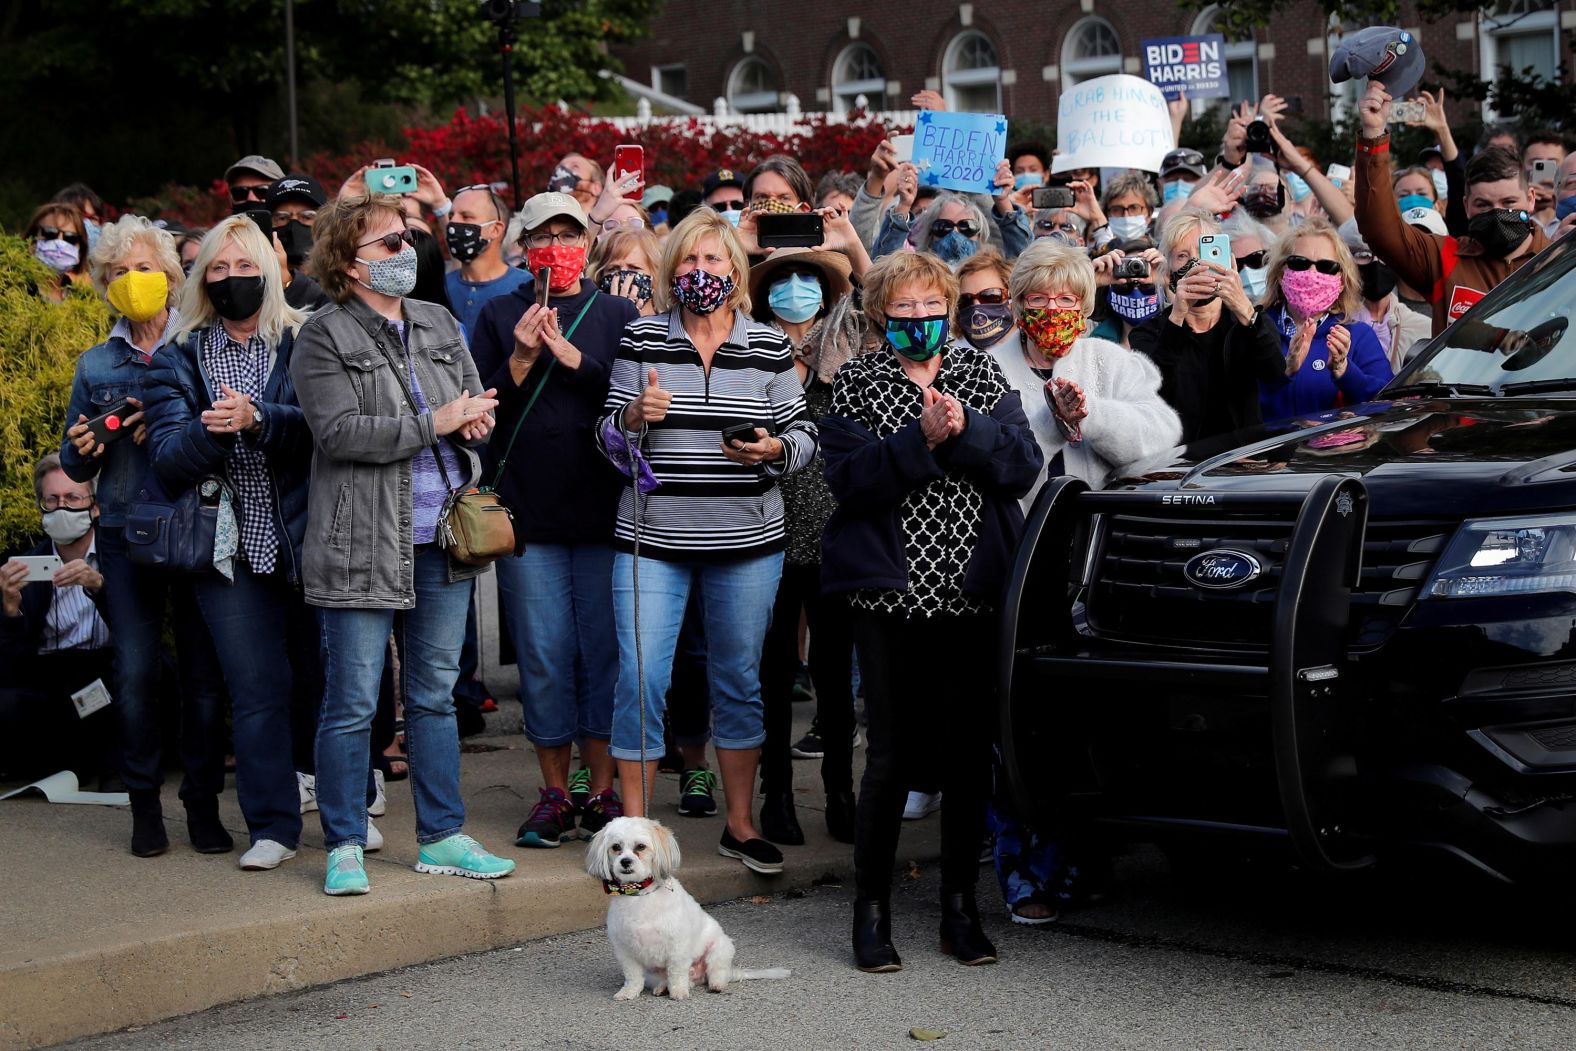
[142,214,319,871]
[468,192,639,849]
[291,192,513,896]
[60,215,228,858]
[1130,209,1285,445]
[1089,246,1166,349]
[443,184,528,335]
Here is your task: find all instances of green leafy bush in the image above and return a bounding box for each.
[0,235,110,551]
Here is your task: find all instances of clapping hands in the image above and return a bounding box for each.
[920,386,965,449]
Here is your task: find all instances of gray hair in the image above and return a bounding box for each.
[1101,171,1159,213]
[1157,207,1222,285]
[1034,208,1087,236]
[815,171,863,206]
[912,192,991,254]
[1218,211,1274,248]
[88,215,184,306]
[35,452,94,503]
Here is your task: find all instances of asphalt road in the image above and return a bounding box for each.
[58,839,1576,1051]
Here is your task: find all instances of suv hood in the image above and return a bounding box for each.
[1112,397,1576,518]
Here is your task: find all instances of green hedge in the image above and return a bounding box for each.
[0,235,110,551]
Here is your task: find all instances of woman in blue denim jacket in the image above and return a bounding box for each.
[59,215,228,860]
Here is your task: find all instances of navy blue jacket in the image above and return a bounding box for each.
[1,538,111,672]
[142,327,313,584]
[470,278,638,545]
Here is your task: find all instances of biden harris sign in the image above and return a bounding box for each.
[1142,34,1230,101]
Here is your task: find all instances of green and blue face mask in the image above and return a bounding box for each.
[884,314,949,361]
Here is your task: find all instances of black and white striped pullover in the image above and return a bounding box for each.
[596,309,818,561]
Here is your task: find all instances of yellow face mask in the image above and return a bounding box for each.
[106,270,169,323]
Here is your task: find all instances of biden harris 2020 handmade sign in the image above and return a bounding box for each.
[911,109,1008,195]
[1142,35,1231,100]
[1051,75,1176,175]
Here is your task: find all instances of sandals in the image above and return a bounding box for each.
[374,752,410,782]
[1008,893,1059,926]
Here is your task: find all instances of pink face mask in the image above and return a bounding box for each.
[1281,267,1343,317]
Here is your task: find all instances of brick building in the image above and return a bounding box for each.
[612,0,1571,127]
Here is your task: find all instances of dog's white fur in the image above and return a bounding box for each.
[585,816,789,1000]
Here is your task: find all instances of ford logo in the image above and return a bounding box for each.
[1182,549,1263,590]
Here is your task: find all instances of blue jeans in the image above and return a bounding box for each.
[609,552,783,761]
[495,543,617,747]
[193,561,320,848]
[316,547,470,849]
[97,526,226,800]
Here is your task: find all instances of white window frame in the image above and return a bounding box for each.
[942,30,1002,112]
[1061,16,1123,93]
[1188,6,1258,117]
[651,64,688,102]
[727,56,779,113]
[1481,0,1561,122]
[832,43,887,113]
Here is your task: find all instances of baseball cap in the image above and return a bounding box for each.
[1329,27,1425,98]
[225,154,286,184]
[517,191,589,233]
[1160,148,1208,180]
[266,173,327,210]
[1402,205,1448,235]
[642,185,675,209]
[702,169,744,197]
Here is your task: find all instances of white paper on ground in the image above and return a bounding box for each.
[0,770,130,806]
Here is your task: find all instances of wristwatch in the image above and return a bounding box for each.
[251,406,264,430]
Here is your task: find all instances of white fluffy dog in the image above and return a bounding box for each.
[586,816,789,1000]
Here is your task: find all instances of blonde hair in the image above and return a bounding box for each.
[308,194,410,304]
[1156,207,1222,286]
[955,247,1013,290]
[1009,238,1097,319]
[860,251,959,328]
[172,216,305,346]
[88,215,183,308]
[1262,216,1362,321]
[653,208,752,316]
[588,225,661,283]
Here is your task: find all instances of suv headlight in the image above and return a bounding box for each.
[1425,513,1576,599]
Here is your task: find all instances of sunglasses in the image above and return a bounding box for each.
[931,219,981,239]
[453,183,494,196]
[357,228,417,253]
[1113,281,1159,296]
[1235,251,1267,270]
[38,226,82,246]
[712,200,745,213]
[1285,255,1342,276]
[229,183,272,204]
[958,287,1007,309]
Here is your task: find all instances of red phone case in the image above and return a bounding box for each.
[614,146,643,186]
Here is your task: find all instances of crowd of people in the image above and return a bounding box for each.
[6,66,1571,969]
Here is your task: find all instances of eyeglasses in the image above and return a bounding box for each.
[887,297,950,315]
[525,230,586,248]
[1284,255,1342,276]
[931,219,981,239]
[229,184,272,204]
[37,226,82,246]
[1035,219,1078,233]
[40,493,93,511]
[600,216,647,233]
[957,287,1007,309]
[1023,292,1083,311]
[273,210,317,227]
[1235,251,1267,270]
[356,228,417,253]
[711,200,745,213]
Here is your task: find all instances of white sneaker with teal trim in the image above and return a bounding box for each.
[324,845,369,896]
[415,833,516,880]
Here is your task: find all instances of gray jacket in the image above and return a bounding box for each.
[290,294,486,609]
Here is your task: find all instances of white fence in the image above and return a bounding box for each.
[595,95,919,135]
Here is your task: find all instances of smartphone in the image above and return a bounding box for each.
[1199,233,1232,268]
[1326,163,1352,187]
[85,398,136,447]
[536,267,551,308]
[756,212,824,249]
[1532,158,1557,186]
[890,134,915,163]
[365,160,419,195]
[722,422,769,447]
[1033,187,1076,210]
[242,209,273,243]
[11,554,63,583]
[1389,100,1426,124]
[613,145,644,188]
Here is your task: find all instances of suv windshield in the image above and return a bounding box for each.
[1391,236,1576,396]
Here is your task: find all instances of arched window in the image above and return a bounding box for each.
[1483,0,1560,119]
[833,44,887,113]
[1061,17,1122,92]
[942,31,1002,113]
[727,56,779,114]
[1189,6,1258,115]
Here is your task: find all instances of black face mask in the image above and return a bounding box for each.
[598,267,653,305]
[276,220,313,269]
[445,221,493,265]
[960,303,1014,348]
[1241,183,1285,219]
[1466,208,1532,260]
[205,275,266,321]
[1168,257,1216,306]
[1358,260,1398,302]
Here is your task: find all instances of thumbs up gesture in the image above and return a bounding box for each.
[623,366,673,429]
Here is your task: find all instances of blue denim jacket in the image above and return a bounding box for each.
[59,312,183,527]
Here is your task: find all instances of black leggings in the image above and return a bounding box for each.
[760,563,855,797]
[852,608,994,900]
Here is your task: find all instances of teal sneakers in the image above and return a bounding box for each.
[324,845,369,896]
[415,833,516,880]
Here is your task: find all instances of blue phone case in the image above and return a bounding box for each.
[1199,234,1231,268]
[365,166,418,195]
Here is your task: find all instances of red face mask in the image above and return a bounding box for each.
[525,244,587,293]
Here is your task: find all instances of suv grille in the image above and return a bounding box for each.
[1084,513,1450,651]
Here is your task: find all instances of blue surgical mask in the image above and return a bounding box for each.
[768,273,823,324]
[1014,172,1042,191]
[1398,193,1434,213]
[83,217,102,252]
[932,229,978,264]
[1430,168,1449,199]
[1109,215,1149,241]
[1239,266,1268,301]
[724,208,742,227]
[1285,172,1313,202]
[1558,195,1576,222]
[1163,179,1195,204]
[649,206,668,227]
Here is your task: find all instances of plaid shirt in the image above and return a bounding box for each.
[201,327,278,574]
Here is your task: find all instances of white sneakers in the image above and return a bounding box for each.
[365,819,383,852]
[903,791,943,821]
[238,839,297,870]
[369,769,387,817]
[297,772,318,813]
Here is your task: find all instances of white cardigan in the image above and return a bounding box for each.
[987,334,1183,501]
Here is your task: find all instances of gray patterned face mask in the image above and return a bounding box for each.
[354,245,418,297]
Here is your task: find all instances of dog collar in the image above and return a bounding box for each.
[603,877,656,896]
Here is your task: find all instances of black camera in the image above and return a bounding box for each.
[1114,256,1150,280]
[1244,116,1274,155]
[482,0,539,22]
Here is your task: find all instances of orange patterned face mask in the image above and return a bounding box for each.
[750,198,803,215]
[1018,307,1084,358]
